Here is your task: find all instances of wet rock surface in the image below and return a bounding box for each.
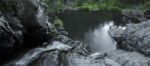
[109,25,126,44]
[110,20,150,56]
[122,21,150,56]
[29,50,61,66]
[109,20,150,66]
[121,9,148,22]
[66,54,121,66]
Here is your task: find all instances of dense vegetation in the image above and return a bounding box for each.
[43,0,150,14]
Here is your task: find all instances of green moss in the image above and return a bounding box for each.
[53,18,64,28]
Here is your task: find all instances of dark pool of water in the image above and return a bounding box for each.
[58,10,126,41]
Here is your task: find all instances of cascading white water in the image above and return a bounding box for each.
[85,21,116,53]
[15,48,45,66]
[5,41,71,66]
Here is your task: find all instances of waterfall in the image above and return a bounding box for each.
[5,41,71,66]
[85,21,116,53]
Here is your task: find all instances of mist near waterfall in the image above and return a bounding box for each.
[85,21,117,53]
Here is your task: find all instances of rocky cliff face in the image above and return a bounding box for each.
[0,0,53,64]
[0,0,90,65]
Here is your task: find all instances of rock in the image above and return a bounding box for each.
[5,41,72,66]
[106,50,150,66]
[0,0,54,45]
[26,34,91,66]
[0,0,54,64]
[18,0,49,30]
[110,20,150,56]
[17,0,53,45]
[121,9,147,22]
[1,0,150,66]
[66,54,121,66]
[29,50,61,66]
[121,21,150,55]
[55,34,90,56]
[31,49,147,66]
[0,14,18,62]
[109,25,127,49]
[109,25,126,40]
[144,9,150,19]
[0,0,88,65]
[26,37,89,66]
[29,52,120,66]
[3,14,24,48]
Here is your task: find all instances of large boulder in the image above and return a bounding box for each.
[18,0,49,30]
[17,0,53,45]
[110,20,150,56]
[0,0,54,64]
[121,9,147,22]
[0,0,53,46]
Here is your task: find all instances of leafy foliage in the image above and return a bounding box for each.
[43,0,64,14]
[79,0,122,11]
[43,0,150,12]
[142,1,150,10]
